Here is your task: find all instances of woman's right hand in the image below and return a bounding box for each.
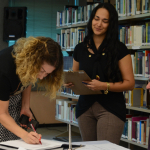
[22,131,42,144]
[63,83,74,88]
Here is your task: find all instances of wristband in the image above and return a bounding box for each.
[104,82,110,94]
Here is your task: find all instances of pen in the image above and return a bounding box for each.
[30,124,42,145]
[82,82,89,85]
[0,144,18,149]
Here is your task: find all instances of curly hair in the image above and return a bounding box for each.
[12,36,64,99]
[84,3,122,82]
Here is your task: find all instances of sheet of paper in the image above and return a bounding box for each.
[0,139,63,150]
[75,143,130,150]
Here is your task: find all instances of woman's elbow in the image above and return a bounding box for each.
[129,79,135,90]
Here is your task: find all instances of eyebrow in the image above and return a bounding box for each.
[95,16,109,20]
[41,67,47,73]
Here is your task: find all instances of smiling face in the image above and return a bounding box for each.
[92,8,109,36]
[37,61,56,80]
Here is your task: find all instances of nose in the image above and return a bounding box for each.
[39,75,44,80]
[97,20,102,26]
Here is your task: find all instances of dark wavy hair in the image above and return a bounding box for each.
[84,3,122,82]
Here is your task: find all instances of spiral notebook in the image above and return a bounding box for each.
[64,70,102,95]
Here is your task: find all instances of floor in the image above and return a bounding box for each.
[35,126,146,150]
[35,125,82,142]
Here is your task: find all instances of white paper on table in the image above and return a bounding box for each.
[72,141,130,150]
[0,139,64,150]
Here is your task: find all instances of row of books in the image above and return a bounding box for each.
[131,51,150,78]
[122,115,149,146]
[55,99,78,124]
[116,0,150,17]
[63,56,73,71]
[57,24,150,50]
[56,3,99,27]
[119,24,150,46]
[59,86,79,98]
[124,81,147,107]
[58,27,87,49]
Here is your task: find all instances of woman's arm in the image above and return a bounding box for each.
[20,85,33,119]
[72,59,79,71]
[0,100,41,144]
[87,54,135,92]
[108,54,135,92]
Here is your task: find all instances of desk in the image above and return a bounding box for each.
[0,139,130,150]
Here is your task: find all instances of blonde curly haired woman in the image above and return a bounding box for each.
[0,36,63,144]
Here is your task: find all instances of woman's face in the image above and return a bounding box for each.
[92,8,109,36]
[37,61,55,80]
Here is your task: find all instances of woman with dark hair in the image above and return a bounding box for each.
[65,3,134,144]
[0,36,64,144]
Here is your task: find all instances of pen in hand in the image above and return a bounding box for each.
[30,124,42,145]
[82,82,89,85]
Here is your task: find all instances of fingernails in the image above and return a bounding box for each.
[29,119,31,122]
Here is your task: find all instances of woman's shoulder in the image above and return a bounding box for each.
[117,41,127,50]
[74,42,84,49]
[0,46,15,75]
[117,41,129,60]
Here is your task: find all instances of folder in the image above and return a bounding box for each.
[64,70,102,95]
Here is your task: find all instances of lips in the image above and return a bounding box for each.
[95,28,102,31]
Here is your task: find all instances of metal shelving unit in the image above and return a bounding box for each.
[57,22,87,29]
[120,138,148,149]
[134,76,149,81]
[56,116,148,149]
[55,117,78,127]
[58,93,79,100]
[62,48,74,51]
[57,13,150,29]
[126,105,150,113]
[118,13,150,21]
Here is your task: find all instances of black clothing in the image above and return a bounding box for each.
[73,40,129,122]
[0,46,28,142]
[0,46,27,101]
[0,94,22,142]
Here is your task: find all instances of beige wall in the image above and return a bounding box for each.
[30,91,61,124]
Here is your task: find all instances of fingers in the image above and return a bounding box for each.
[29,132,41,144]
[20,124,28,129]
[64,83,74,88]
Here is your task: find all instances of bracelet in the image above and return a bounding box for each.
[104,82,110,94]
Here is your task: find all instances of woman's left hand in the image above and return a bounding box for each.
[84,79,105,91]
[20,107,33,128]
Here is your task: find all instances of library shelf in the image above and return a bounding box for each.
[55,117,79,127]
[56,116,148,148]
[126,105,150,113]
[56,22,87,29]
[118,13,150,21]
[127,45,150,50]
[62,48,74,51]
[134,76,149,81]
[58,93,79,100]
[120,138,148,149]
[57,13,150,29]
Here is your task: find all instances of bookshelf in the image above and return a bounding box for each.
[56,22,87,29]
[120,138,148,149]
[58,93,79,100]
[55,117,78,127]
[56,1,150,150]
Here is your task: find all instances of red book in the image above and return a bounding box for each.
[132,116,148,141]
